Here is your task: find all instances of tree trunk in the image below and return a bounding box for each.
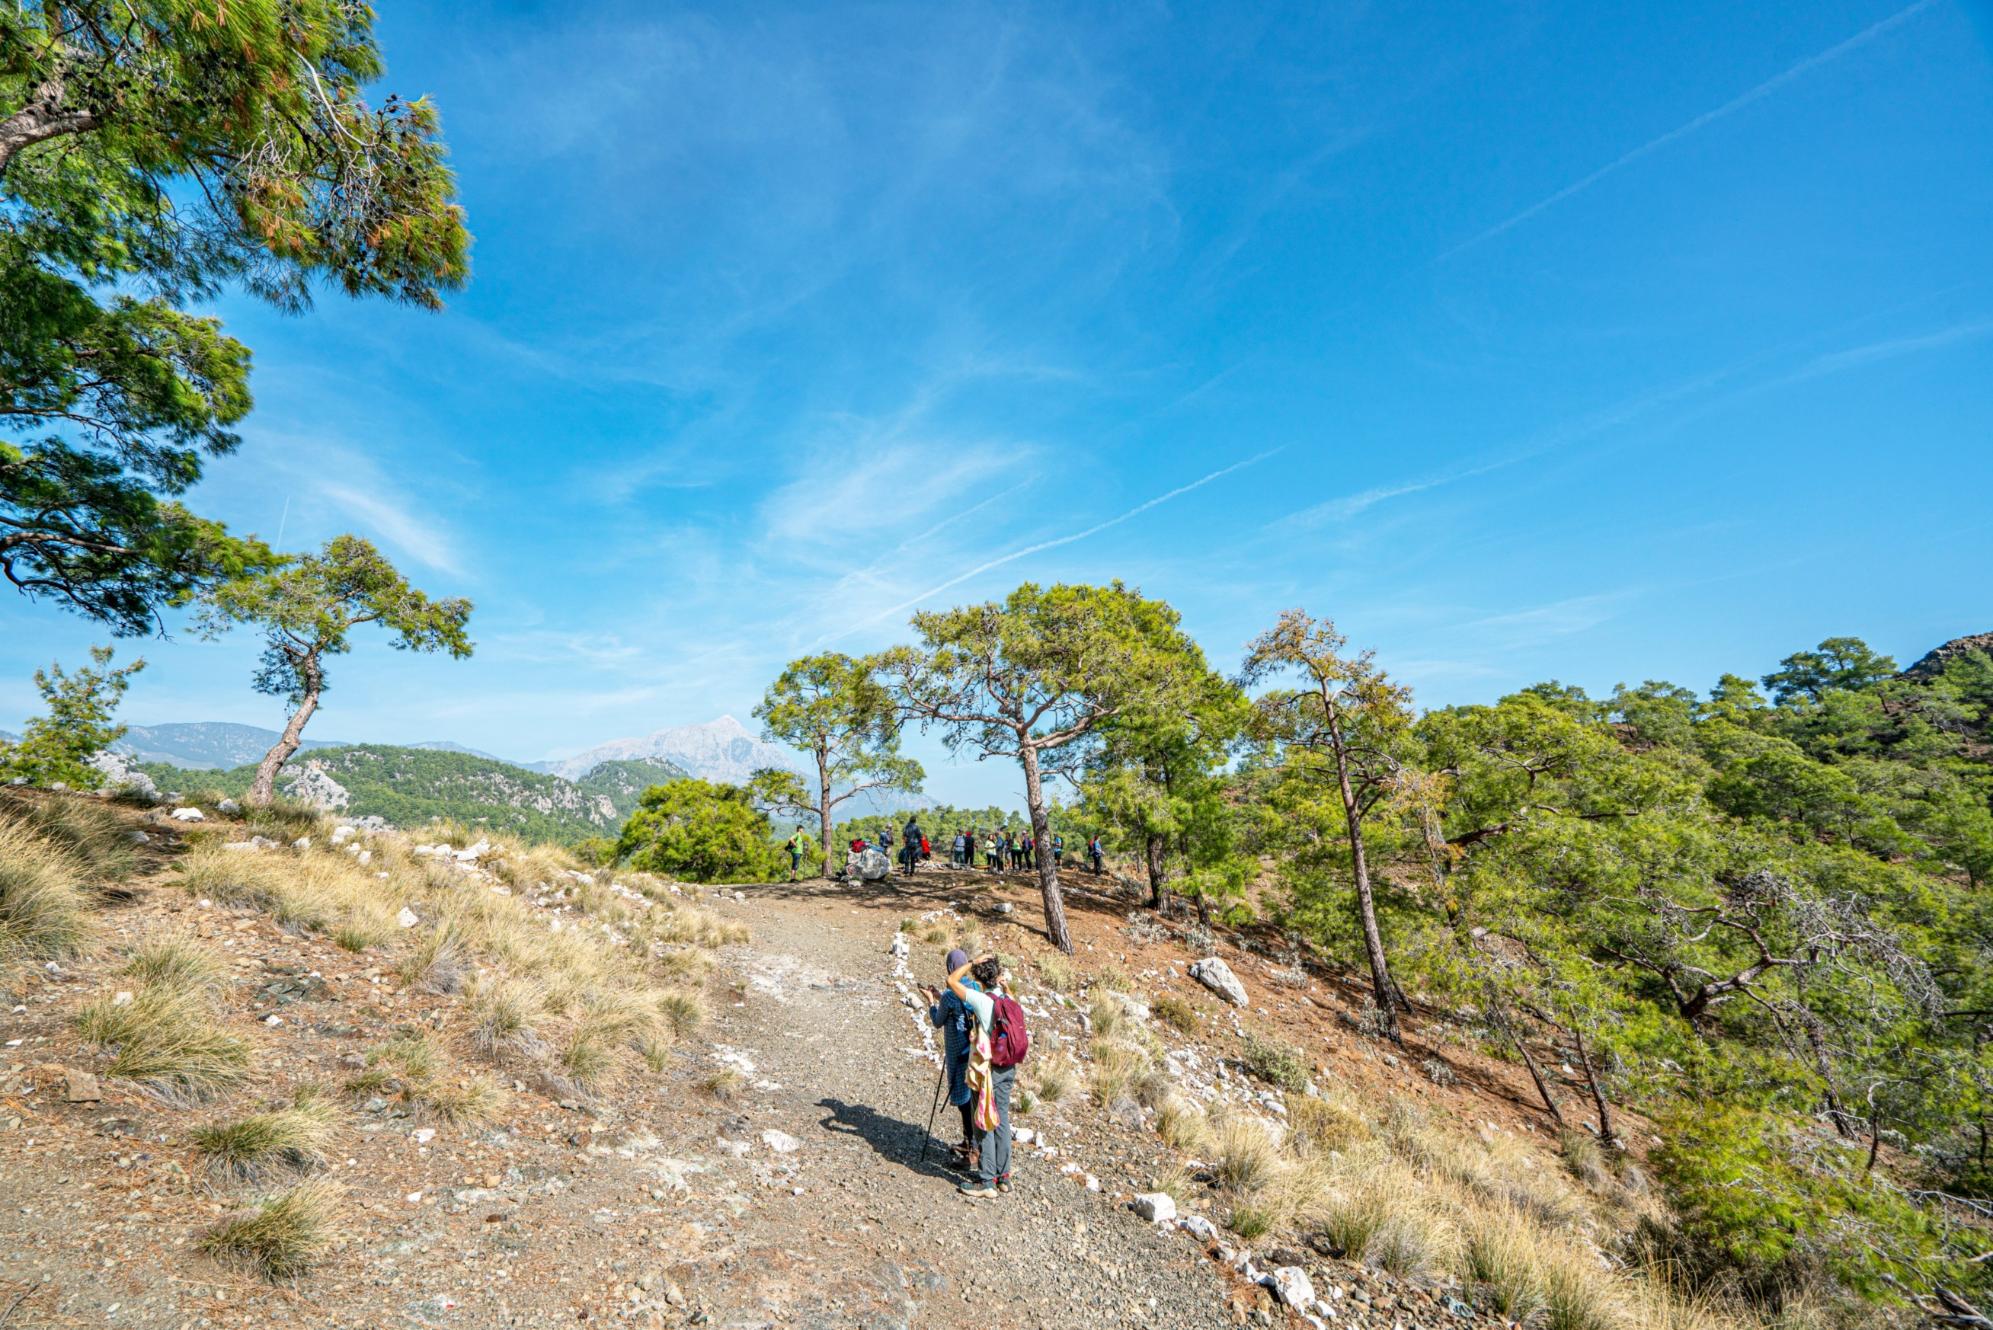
[249,661,322,806]
[0,74,99,177]
[1019,744,1072,953]
[1144,833,1167,909]
[1571,1025,1617,1147]
[1328,709,1400,1041]
[816,747,835,879]
[1488,985,1563,1125]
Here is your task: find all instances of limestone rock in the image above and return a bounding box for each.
[85,750,158,802]
[1190,956,1249,1007]
[846,847,890,882]
[760,1129,800,1154]
[1267,1266,1315,1309]
[1131,1192,1177,1223]
[169,807,205,822]
[217,797,240,814]
[63,1069,102,1103]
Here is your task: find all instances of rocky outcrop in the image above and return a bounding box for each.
[85,749,158,802]
[281,760,352,812]
[1903,632,1993,680]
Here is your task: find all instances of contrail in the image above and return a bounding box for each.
[1439,0,1937,260]
[844,449,1281,634]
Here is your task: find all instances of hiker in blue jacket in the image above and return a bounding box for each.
[921,948,982,1173]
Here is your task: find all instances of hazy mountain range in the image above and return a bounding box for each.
[532,715,798,784]
[113,722,506,771]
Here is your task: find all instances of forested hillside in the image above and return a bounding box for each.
[140,746,686,844]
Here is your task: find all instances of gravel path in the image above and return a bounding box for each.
[664,880,1237,1330]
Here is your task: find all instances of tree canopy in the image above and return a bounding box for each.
[0,643,141,787]
[1,1,468,633]
[195,535,472,803]
[614,778,787,883]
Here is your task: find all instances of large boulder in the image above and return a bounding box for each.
[846,847,890,882]
[280,760,350,812]
[1190,956,1249,1007]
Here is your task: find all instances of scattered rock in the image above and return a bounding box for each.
[1131,1192,1177,1224]
[1267,1266,1315,1309]
[169,807,205,823]
[217,797,241,814]
[1178,1215,1220,1242]
[62,1069,102,1103]
[1190,956,1249,1006]
[397,906,420,929]
[760,1129,800,1154]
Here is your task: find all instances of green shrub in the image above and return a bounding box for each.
[1240,1033,1309,1092]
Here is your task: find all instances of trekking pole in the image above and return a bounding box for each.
[918,1053,946,1164]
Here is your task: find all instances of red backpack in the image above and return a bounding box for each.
[988,993,1031,1068]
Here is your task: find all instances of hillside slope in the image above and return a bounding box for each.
[138,746,685,843]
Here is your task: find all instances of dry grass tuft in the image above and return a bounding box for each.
[193,1087,339,1180]
[1088,1040,1150,1108]
[77,982,251,1102]
[464,973,544,1056]
[200,1177,343,1281]
[1209,1111,1281,1194]
[1087,997,1123,1038]
[700,1067,743,1101]
[414,1073,504,1125]
[123,930,223,991]
[1035,952,1076,992]
[1152,994,1198,1034]
[1157,1094,1209,1152]
[1032,1055,1076,1105]
[0,792,137,882]
[0,818,91,963]
[1239,1032,1309,1091]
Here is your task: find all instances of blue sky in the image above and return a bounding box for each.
[8,0,1993,807]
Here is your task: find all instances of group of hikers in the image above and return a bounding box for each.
[801,816,1108,881]
[920,948,1028,1197]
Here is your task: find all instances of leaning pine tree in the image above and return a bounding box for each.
[880,582,1213,953]
[195,536,472,805]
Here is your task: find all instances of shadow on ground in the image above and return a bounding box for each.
[816,1096,965,1183]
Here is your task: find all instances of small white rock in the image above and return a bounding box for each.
[396,907,420,929]
[169,807,205,822]
[412,1128,436,1145]
[263,1014,283,1026]
[1131,1192,1177,1223]
[112,991,134,1007]
[1268,1266,1316,1309]
[761,1129,800,1154]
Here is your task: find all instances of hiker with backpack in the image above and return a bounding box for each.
[784,828,811,881]
[920,948,983,1173]
[1089,834,1105,874]
[946,951,1029,1198]
[1050,831,1065,867]
[901,815,924,876]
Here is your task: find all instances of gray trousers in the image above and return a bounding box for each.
[976,1063,1017,1185]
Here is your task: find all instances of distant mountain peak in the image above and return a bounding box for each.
[536,716,795,785]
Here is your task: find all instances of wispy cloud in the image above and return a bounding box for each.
[314,481,467,579]
[1791,318,1993,380]
[833,449,1280,637]
[1439,0,1938,259]
[1466,592,1627,645]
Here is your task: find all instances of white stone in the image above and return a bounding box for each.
[760,1129,800,1154]
[331,825,356,844]
[1178,1214,1219,1241]
[412,1128,436,1145]
[169,807,205,822]
[1268,1266,1316,1309]
[263,1014,283,1026]
[1014,1127,1036,1146]
[1083,1174,1100,1192]
[1190,956,1249,1007]
[217,798,240,814]
[396,907,420,929]
[889,934,910,959]
[292,837,311,850]
[1131,1192,1177,1223]
[112,991,133,1007]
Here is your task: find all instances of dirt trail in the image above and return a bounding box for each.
[657,874,1234,1329]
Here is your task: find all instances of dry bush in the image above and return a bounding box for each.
[1152,994,1198,1034]
[1157,1094,1210,1152]
[1560,1127,1615,1192]
[1088,1040,1150,1108]
[1240,1032,1309,1091]
[1094,962,1130,993]
[1036,952,1077,992]
[1287,1089,1371,1156]
[398,919,471,993]
[0,818,91,963]
[464,973,545,1056]
[200,1177,343,1280]
[700,1067,743,1101]
[415,1073,504,1124]
[1209,1111,1281,1194]
[1033,1056,1076,1104]
[1087,997,1123,1038]
[193,1087,339,1180]
[77,982,251,1102]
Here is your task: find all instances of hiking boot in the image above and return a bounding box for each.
[958,1183,998,1198]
